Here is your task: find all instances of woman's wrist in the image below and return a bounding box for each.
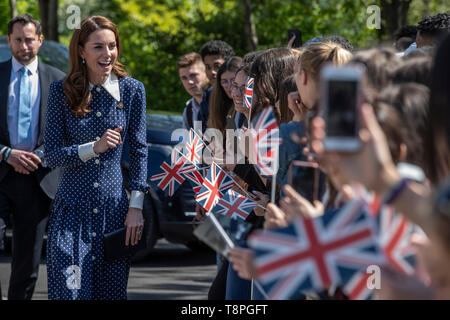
[129,190,145,210]
[374,165,402,198]
[292,114,302,122]
[93,141,100,154]
[78,142,98,162]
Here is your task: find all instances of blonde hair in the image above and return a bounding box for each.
[299,41,352,81]
[291,47,305,59]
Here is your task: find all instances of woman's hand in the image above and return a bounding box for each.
[264,203,289,230]
[124,207,144,246]
[195,203,207,221]
[373,266,434,300]
[249,191,269,216]
[280,185,324,220]
[93,126,122,154]
[287,34,296,49]
[228,247,258,280]
[237,126,251,161]
[287,91,307,122]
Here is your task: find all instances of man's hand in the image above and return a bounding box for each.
[6,149,41,174]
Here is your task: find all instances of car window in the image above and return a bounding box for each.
[0,35,68,72]
[0,46,12,63]
[146,114,183,131]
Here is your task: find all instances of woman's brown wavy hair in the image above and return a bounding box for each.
[207,56,243,134]
[249,48,296,122]
[63,16,128,117]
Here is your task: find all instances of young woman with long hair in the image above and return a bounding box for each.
[44,16,148,300]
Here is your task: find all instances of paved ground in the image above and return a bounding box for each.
[0,239,217,300]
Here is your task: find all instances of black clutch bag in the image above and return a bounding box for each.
[103,227,147,262]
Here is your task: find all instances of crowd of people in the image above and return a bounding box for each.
[176,12,450,300]
[0,10,449,300]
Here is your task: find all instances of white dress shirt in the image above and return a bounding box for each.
[78,72,145,210]
[7,56,41,151]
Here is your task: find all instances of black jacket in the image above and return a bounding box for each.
[0,58,65,195]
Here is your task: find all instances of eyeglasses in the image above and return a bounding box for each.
[220,78,235,88]
[231,82,246,95]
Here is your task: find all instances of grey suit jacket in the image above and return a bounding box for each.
[0,58,65,199]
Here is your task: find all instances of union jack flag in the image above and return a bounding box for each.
[181,128,205,165]
[250,106,282,176]
[149,149,196,196]
[342,193,419,300]
[377,205,418,274]
[195,162,235,212]
[211,189,257,221]
[183,167,207,193]
[244,76,254,110]
[248,199,383,300]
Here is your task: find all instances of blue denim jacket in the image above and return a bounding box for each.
[276,121,305,185]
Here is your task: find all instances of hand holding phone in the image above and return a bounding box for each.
[287,160,321,202]
[287,29,302,48]
[319,64,365,152]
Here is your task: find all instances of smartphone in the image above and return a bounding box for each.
[226,114,237,130]
[320,64,365,152]
[287,160,321,202]
[193,212,235,258]
[288,29,302,48]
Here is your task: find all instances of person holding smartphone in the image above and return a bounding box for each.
[44,16,148,300]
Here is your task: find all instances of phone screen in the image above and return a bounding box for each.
[326,80,358,137]
[287,161,322,202]
[288,29,302,48]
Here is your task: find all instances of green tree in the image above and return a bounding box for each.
[0,0,39,34]
[1,0,447,114]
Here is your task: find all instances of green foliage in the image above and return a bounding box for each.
[253,0,380,49]
[0,0,39,34]
[83,0,383,113]
[88,0,246,113]
[0,1,9,35]
[408,0,450,26]
[0,0,447,113]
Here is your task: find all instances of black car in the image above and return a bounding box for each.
[122,115,206,256]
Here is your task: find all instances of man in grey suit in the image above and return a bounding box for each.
[0,14,64,300]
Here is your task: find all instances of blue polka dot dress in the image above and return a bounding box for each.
[44,77,148,300]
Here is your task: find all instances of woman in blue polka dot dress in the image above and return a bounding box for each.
[43,16,148,300]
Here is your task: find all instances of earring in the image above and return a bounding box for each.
[82,58,85,64]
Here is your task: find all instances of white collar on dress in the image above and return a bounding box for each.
[11,55,39,75]
[89,72,120,102]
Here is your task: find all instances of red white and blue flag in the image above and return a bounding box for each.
[250,106,282,176]
[248,199,383,300]
[149,149,196,197]
[244,77,254,110]
[211,189,257,221]
[182,128,205,166]
[195,162,235,212]
[183,167,207,193]
[343,203,420,300]
[377,205,418,274]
